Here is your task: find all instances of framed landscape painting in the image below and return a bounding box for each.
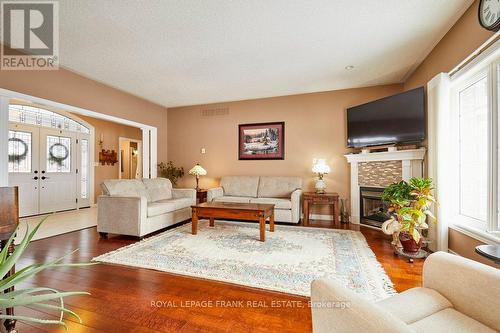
[238,122,285,160]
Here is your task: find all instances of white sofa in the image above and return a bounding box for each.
[97,178,195,237]
[311,251,500,333]
[207,176,302,223]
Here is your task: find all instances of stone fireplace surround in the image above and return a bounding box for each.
[344,148,426,224]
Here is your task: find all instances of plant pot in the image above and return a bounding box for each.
[399,231,422,253]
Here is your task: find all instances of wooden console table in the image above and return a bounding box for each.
[302,192,339,225]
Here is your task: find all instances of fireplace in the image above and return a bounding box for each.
[359,187,391,228]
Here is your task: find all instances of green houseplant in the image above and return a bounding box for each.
[381,177,435,253]
[158,161,184,186]
[0,218,94,330]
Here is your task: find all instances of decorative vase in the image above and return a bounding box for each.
[399,231,422,253]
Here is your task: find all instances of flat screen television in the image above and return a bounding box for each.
[347,87,425,148]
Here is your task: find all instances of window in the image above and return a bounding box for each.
[9,104,90,134]
[458,75,488,228]
[46,135,71,173]
[80,139,89,199]
[8,130,32,173]
[450,52,500,236]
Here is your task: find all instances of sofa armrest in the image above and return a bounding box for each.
[423,251,500,331]
[97,195,147,236]
[172,188,196,204]
[290,189,302,223]
[311,279,412,333]
[207,187,224,202]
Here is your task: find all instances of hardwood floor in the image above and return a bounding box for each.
[14,219,423,333]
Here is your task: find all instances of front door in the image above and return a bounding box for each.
[8,123,39,216]
[8,125,80,216]
[38,128,78,214]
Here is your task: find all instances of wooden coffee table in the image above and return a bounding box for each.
[191,202,275,242]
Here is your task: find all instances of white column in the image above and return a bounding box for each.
[142,128,150,179]
[350,161,360,224]
[401,160,411,181]
[0,96,9,186]
[150,128,157,178]
[427,72,451,252]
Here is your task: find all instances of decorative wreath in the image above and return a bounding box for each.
[8,137,28,163]
[48,143,69,166]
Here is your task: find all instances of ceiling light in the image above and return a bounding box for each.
[345,65,354,70]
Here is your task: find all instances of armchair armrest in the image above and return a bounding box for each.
[423,251,500,331]
[311,279,412,333]
[207,187,224,202]
[172,188,196,204]
[97,195,147,236]
[290,189,302,223]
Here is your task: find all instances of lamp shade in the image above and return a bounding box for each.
[189,163,207,176]
[312,159,330,174]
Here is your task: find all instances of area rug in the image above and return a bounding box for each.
[93,220,396,300]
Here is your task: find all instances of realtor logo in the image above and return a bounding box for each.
[1,1,59,70]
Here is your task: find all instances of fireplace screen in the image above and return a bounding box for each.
[360,187,391,228]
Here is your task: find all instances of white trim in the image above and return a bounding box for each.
[142,129,150,178]
[427,72,451,252]
[150,128,157,178]
[344,148,426,163]
[449,33,500,78]
[449,224,500,246]
[0,88,155,130]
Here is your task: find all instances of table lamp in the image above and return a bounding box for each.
[312,159,330,194]
[189,163,207,191]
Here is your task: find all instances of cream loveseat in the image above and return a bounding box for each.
[311,251,500,333]
[207,176,302,223]
[97,178,195,237]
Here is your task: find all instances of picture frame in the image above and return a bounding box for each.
[238,122,285,160]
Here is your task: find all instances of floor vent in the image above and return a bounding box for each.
[200,107,229,117]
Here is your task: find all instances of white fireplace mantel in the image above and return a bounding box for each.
[344,148,426,224]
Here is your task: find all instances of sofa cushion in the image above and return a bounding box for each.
[101,179,149,199]
[257,176,302,198]
[377,287,452,324]
[213,196,251,204]
[410,308,496,333]
[143,178,173,202]
[147,198,192,217]
[221,176,259,197]
[250,197,292,209]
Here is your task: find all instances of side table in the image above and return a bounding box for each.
[303,192,339,225]
[196,189,207,204]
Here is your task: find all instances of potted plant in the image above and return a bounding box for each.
[381,177,435,253]
[0,218,94,330]
[158,161,184,186]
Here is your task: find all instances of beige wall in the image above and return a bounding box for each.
[78,115,142,203]
[404,0,495,90]
[402,0,497,265]
[0,65,168,162]
[168,84,403,205]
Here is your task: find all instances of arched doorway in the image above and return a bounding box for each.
[8,103,93,216]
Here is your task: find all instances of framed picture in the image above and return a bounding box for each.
[238,122,285,160]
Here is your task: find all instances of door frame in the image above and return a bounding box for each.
[118,137,142,179]
[0,88,158,199]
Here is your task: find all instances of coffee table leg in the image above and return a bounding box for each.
[270,211,275,232]
[259,216,265,242]
[191,208,198,235]
[209,217,215,227]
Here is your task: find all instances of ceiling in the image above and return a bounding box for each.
[59,0,473,107]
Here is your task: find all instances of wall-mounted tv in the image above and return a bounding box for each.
[347,87,425,148]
